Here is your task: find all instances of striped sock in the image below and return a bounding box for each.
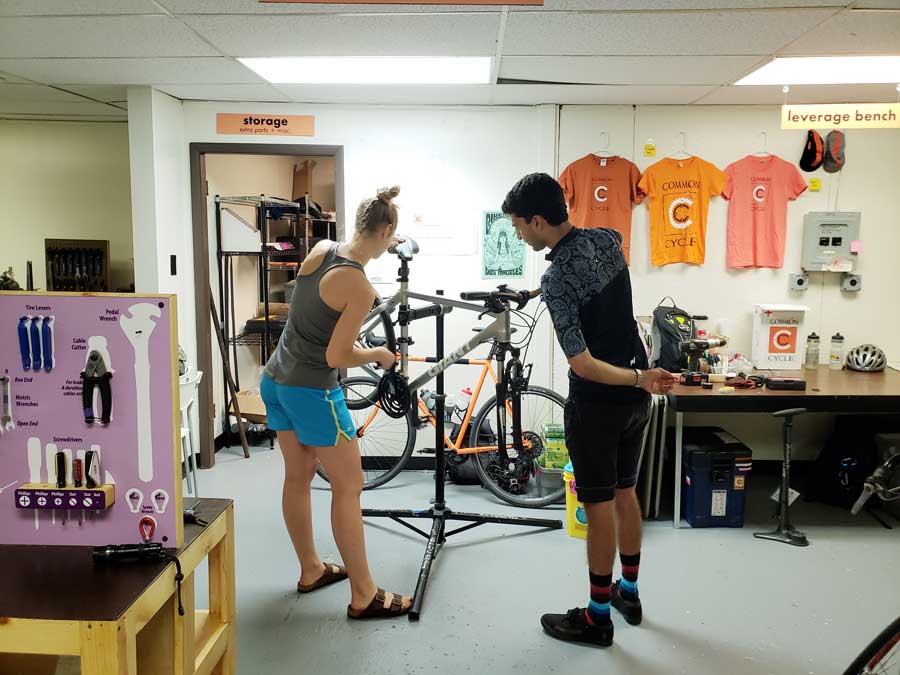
[586,572,612,626]
[619,552,640,599]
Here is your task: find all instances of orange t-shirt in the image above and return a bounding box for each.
[637,156,728,266]
[558,155,644,264]
[722,155,808,269]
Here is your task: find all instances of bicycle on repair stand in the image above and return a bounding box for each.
[316,238,567,508]
[841,451,900,675]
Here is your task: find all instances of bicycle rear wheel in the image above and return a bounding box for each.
[469,385,567,508]
[843,615,900,675]
[316,376,415,490]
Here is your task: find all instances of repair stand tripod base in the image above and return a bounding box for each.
[753,528,809,547]
[362,505,562,621]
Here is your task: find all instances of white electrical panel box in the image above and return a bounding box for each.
[801,211,861,273]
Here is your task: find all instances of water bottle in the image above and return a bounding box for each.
[445,388,473,422]
[830,333,844,370]
[804,333,820,370]
[420,388,436,412]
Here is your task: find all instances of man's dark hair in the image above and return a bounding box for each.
[501,173,568,226]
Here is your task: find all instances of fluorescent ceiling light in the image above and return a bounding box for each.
[736,56,900,86]
[239,57,493,84]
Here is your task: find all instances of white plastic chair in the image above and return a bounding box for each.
[179,369,203,496]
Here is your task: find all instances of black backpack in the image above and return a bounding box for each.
[650,297,693,371]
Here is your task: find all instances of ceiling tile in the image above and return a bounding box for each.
[0,0,161,15]
[0,58,262,85]
[182,13,500,56]
[0,70,32,83]
[273,83,495,104]
[494,83,716,104]
[0,16,220,58]
[0,83,90,102]
[0,99,127,116]
[516,0,846,7]
[695,83,900,104]
[54,85,129,102]
[500,55,761,85]
[504,9,838,55]
[157,83,292,101]
[781,11,900,54]
[161,0,499,12]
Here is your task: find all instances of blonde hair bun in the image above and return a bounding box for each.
[377,186,401,203]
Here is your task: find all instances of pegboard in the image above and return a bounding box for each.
[0,292,182,547]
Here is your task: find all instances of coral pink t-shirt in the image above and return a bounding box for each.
[723,155,807,268]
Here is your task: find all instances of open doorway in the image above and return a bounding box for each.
[189,143,344,468]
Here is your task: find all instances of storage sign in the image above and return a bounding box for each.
[781,103,899,129]
[216,113,315,136]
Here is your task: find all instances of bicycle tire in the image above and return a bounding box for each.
[842,615,900,675]
[316,376,416,490]
[469,385,567,508]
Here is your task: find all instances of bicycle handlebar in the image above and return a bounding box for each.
[460,285,540,311]
[851,462,897,515]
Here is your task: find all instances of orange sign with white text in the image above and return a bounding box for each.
[216,113,315,137]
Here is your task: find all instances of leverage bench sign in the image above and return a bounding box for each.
[781,103,899,130]
[216,113,315,136]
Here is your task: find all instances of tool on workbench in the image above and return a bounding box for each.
[45,443,58,524]
[680,337,728,386]
[55,451,66,489]
[139,515,157,543]
[85,448,101,489]
[27,437,41,530]
[74,458,83,488]
[92,543,185,616]
[81,350,113,424]
[183,507,209,527]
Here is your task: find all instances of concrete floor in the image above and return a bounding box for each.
[191,444,899,675]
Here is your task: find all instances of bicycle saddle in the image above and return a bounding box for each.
[390,237,419,261]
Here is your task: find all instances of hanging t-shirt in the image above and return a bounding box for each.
[558,155,644,264]
[722,155,808,269]
[637,156,728,266]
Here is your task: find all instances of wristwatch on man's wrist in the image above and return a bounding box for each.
[633,368,643,388]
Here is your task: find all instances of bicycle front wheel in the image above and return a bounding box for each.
[316,376,415,490]
[469,385,567,508]
[842,615,900,675]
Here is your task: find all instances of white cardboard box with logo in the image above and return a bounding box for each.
[751,304,809,371]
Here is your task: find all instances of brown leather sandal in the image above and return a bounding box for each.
[297,563,348,594]
[347,588,411,620]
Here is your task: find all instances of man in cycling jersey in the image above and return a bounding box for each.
[502,172,678,647]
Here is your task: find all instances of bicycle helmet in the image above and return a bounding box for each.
[846,344,887,372]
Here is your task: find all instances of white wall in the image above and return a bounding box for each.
[129,94,899,460]
[559,105,900,458]
[174,101,556,434]
[0,120,133,290]
[127,87,194,364]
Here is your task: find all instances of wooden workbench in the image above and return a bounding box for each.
[0,498,235,675]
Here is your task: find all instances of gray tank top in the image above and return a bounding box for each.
[264,243,365,389]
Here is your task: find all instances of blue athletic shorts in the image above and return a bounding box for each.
[260,374,356,447]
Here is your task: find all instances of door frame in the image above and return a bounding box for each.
[189,142,345,468]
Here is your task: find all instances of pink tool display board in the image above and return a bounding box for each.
[0,293,183,547]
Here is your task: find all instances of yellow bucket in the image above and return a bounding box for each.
[564,461,588,540]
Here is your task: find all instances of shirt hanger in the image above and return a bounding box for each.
[669,131,693,160]
[752,131,772,157]
[593,131,616,158]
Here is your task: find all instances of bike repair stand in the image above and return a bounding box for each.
[361,290,562,621]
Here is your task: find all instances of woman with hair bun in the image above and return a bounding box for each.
[261,186,411,619]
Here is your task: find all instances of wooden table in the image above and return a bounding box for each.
[0,498,235,675]
[665,366,900,527]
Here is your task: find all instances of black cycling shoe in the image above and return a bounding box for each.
[541,608,613,647]
[611,581,643,626]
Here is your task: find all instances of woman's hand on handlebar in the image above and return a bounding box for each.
[372,347,397,371]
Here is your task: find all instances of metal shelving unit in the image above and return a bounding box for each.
[214,194,337,443]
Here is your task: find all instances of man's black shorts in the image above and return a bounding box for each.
[564,391,652,503]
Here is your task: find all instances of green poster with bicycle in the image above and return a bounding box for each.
[482,211,525,279]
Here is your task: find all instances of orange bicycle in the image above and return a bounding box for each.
[315,241,567,508]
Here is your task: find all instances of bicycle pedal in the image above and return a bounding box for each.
[419,448,436,455]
